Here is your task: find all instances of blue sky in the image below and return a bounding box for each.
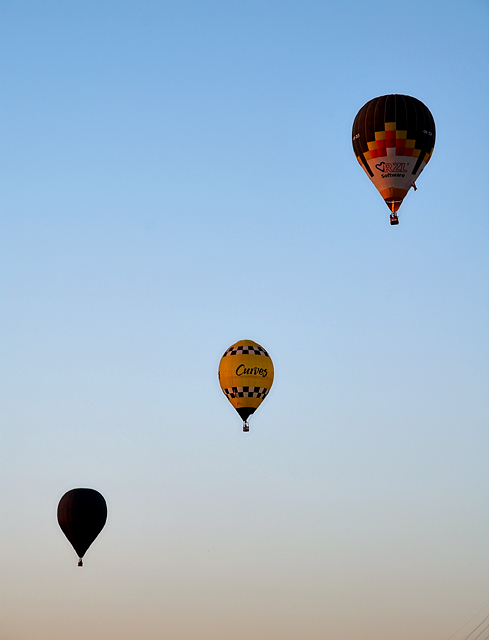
[1,1,488,639]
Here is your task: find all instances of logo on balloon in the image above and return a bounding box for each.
[236,364,268,377]
[375,161,408,178]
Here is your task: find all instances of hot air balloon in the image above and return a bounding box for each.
[57,488,107,566]
[352,94,435,225]
[218,339,274,432]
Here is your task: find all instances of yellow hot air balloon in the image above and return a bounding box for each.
[218,339,274,432]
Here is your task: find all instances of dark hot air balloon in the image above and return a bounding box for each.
[352,94,435,225]
[57,488,107,566]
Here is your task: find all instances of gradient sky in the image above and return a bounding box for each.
[1,1,488,639]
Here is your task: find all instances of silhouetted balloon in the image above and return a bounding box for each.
[57,488,107,566]
[352,94,435,224]
[218,339,274,432]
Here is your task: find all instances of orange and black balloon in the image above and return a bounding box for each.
[352,94,435,224]
[218,340,274,432]
[57,488,107,566]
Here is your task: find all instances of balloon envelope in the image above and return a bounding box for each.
[352,94,435,215]
[218,339,274,430]
[57,488,107,565]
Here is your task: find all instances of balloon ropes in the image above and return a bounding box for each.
[352,94,435,225]
[57,488,107,566]
[218,340,274,432]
